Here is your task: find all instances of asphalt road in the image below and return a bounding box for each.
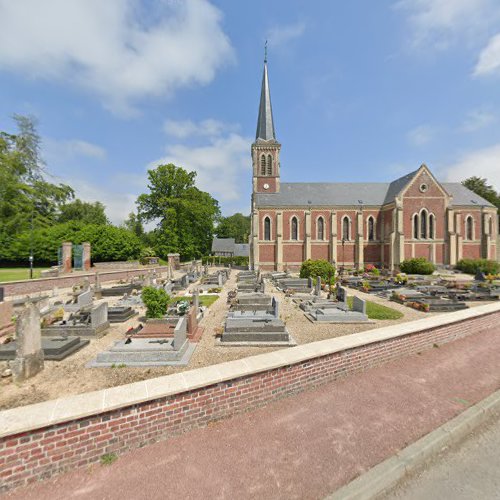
[383,414,500,500]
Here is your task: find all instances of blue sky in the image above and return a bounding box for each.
[1,0,500,224]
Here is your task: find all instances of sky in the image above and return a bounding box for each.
[1,0,500,224]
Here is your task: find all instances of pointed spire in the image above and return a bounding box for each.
[255,46,276,142]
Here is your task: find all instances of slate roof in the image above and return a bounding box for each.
[211,238,236,253]
[254,180,493,208]
[255,62,276,142]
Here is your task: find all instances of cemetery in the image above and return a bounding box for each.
[0,259,498,413]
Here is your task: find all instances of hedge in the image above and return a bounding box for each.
[202,255,249,266]
[399,258,435,275]
[456,259,499,275]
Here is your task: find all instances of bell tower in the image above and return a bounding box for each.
[252,52,281,194]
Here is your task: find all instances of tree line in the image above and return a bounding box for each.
[0,116,250,265]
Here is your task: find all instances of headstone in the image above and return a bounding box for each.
[352,296,366,315]
[308,277,313,289]
[272,297,279,318]
[91,303,108,329]
[12,302,44,382]
[0,287,4,302]
[77,289,93,308]
[218,272,223,287]
[173,316,187,350]
[474,269,486,282]
[315,276,322,296]
[193,289,200,310]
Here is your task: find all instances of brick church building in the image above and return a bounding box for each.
[250,60,498,272]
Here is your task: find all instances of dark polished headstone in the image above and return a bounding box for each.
[0,287,4,302]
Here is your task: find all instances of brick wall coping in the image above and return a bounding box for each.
[0,265,169,287]
[1,302,499,439]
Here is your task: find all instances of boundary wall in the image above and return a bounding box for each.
[1,302,499,492]
[0,266,170,297]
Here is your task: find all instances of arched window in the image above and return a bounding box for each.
[317,217,325,240]
[420,209,428,239]
[466,216,473,241]
[291,217,298,240]
[260,155,266,175]
[264,217,271,241]
[266,155,272,175]
[429,214,435,239]
[413,214,419,239]
[342,216,350,241]
[367,216,375,241]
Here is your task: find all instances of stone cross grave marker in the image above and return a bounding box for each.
[12,301,44,382]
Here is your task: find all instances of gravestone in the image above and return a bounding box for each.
[315,276,322,296]
[91,302,108,330]
[272,297,279,318]
[173,316,187,350]
[77,289,93,308]
[0,287,4,302]
[218,272,223,287]
[352,296,366,315]
[12,302,44,382]
[193,289,200,310]
[94,271,102,299]
[336,286,347,307]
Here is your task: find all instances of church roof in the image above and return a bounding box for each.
[254,181,494,208]
[255,62,276,142]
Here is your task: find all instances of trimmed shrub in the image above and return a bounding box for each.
[456,259,499,275]
[400,258,435,275]
[202,255,249,266]
[299,259,336,284]
[141,286,170,318]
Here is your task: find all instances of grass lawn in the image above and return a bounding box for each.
[169,294,219,308]
[347,297,404,320]
[0,267,46,283]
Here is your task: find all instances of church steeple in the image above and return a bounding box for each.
[255,51,276,142]
[252,50,281,194]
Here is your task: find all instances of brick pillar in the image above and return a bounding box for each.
[82,242,91,271]
[251,210,259,270]
[356,211,364,270]
[61,242,72,274]
[455,213,463,261]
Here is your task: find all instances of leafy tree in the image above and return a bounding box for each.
[141,287,170,318]
[215,213,251,243]
[0,115,74,251]
[58,199,109,225]
[462,177,500,213]
[137,164,220,260]
[123,211,144,238]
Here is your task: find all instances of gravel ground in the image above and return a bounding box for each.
[0,269,490,410]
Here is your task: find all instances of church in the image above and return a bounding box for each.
[249,60,498,272]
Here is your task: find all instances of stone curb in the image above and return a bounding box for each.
[326,388,500,500]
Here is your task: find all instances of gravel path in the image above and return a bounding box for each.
[0,269,490,410]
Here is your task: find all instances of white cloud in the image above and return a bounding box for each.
[163,119,236,139]
[267,22,306,47]
[0,0,234,115]
[151,121,251,213]
[460,109,496,132]
[474,33,500,76]
[442,143,500,189]
[396,0,498,50]
[44,138,107,164]
[407,124,435,146]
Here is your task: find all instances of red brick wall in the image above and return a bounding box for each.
[311,244,329,260]
[463,244,481,259]
[1,267,170,298]
[256,177,278,193]
[283,244,304,263]
[259,244,275,263]
[0,310,497,493]
[364,244,381,263]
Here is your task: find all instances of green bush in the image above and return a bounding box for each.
[299,259,336,284]
[0,222,143,265]
[400,258,435,275]
[141,286,170,318]
[456,259,499,275]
